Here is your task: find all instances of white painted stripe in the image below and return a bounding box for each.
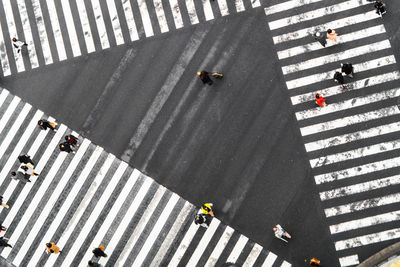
[0,103,31,160]
[13,139,91,266]
[226,235,249,263]
[1,126,69,259]
[149,202,194,267]
[3,0,25,71]
[320,174,400,201]
[75,0,95,53]
[281,261,292,267]
[186,218,221,266]
[29,146,103,267]
[44,153,115,267]
[202,0,214,21]
[167,222,199,267]
[61,0,81,56]
[324,193,400,217]
[204,226,235,267]
[278,25,386,60]
[264,0,324,16]
[17,0,39,68]
[31,0,53,64]
[283,40,391,75]
[46,0,67,60]
[116,186,167,266]
[273,11,379,44]
[262,251,277,267]
[185,0,199,24]
[61,161,128,267]
[0,22,10,76]
[169,0,184,29]
[121,0,139,41]
[330,210,400,235]
[0,96,21,134]
[287,55,396,90]
[300,105,400,137]
[339,255,359,267]
[98,176,153,266]
[311,139,400,168]
[0,89,9,107]
[335,228,400,251]
[235,0,245,12]
[315,154,400,185]
[297,87,400,121]
[292,71,400,105]
[154,0,169,33]
[251,0,261,8]
[138,0,155,36]
[243,243,263,267]
[131,193,181,267]
[91,0,110,49]
[106,0,124,45]
[78,169,141,267]
[269,0,370,30]
[217,0,229,16]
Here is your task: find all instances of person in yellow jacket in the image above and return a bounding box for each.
[46,242,61,254]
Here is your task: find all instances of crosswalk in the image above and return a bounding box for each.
[264,0,400,266]
[0,0,261,77]
[0,87,290,266]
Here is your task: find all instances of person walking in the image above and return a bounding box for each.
[65,135,79,147]
[341,63,354,78]
[46,242,61,254]
[310,258,321,266]
[200,203,214,216]
[38,119,57,131]
[334,71,346,88]
[92,245,107,258]
[59,142,75,153]
[197,70,213,85]
[0,223,7,232]
[10,171,31,183]
[88,260,102,267]
[18,154,35,168]
[315,93,327,107]
[374,0,386,16]
[326,29,338,44]
[0,237,12,248]
[194,213,212,228]
[273,224,291,242]
[313,32,327,47]
[0,196,9,209]
[12,37,27,54]
[20,165,39,177]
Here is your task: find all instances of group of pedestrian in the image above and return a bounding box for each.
[59,134,79,154]
[194,203,214,228]
[10,154,38,183]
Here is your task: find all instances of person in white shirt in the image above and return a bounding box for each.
[273,224,291,242]
[12,37,27,54]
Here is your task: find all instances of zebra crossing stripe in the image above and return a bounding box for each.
[320,174,400,201]
[226,235,249,264]
[154,0,170,33]
[17,0,39,69]
[330,210,400,235]
[46,0,67,61]
[185,0,199,25]
[61,0,82,57]
[106,0,124,45]
[31,0,53,65]
[0,96,21,135]
[169,0,184,29]
[61,161,128,266]
[138,0,155,37]
[339,255,359,267]
[167,222,199,267]
[262,251,278,266]
[269,0,370,31]
[202,0,214,21]
[235,0,245,13]
[324,193,400,217]
[27,146,104,267]
[120,0,139,41]
[204,226,235,267]
[186,218,221,266]
[251,0,261,8]
[0,21,11,76]
[264,0,324,16]
[75,0,96,54]
[217,0,229,16]
[0,89,9,106]
[90,0,110,49]
[243,243,263,267]
[44,153,116,267]
[79,169,141,267]
[281,261,292,267]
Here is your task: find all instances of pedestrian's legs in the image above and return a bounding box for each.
[1,203,9,209]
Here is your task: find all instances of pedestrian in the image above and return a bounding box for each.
[334,71,346,88]
[0,223,7,232]
[18,154,35,168]
[326,29,338,44]
[65,135,79,147]
[374,0,386,16]
[12,37,27,54]
[200,203,214,216]
[0,196,9,209]
[46,242,61,254]
[313,32,327,47]
[59,142,75,153]
[92,245,107,258]
[10,171,31,183]
[315,93,327,107]
[20,165,39,177]
[38,119,57,131]
[341,63,354,78]
[273,224,291,242]
[197,70,213,85]
[88,260,102,267]
[194,213,212,228]
[0,237,12,248]
[310,258,321,266]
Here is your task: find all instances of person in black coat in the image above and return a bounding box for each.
[93,245,107,258]
[65,135,79,147]
[18,154,35,166]
[59,142,74,153]
[341,63,354,78]
[313,32,327,47]
[194,213,212,228]
[334,71,345,88]
[38,119,57,131]
[0,237,12,248]
[10,171,31,183]
[197,71,213,85]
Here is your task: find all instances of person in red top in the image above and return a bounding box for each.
[315,93,327,107]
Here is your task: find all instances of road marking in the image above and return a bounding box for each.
[91,0,110,49]
[217,0,229,16]
[0,96,21,134]
[61,0,82,56]
[339,255,359,267]
[154,0,169,33]
[167,222,199,267]
[75,0,96,53]
[46,0,67,60]
[243,243,263,267]
[204,226,235,267]
[121,0,139,41]
[0,20,10,76]
[262,251,278,267]
[106,0,124,45]
[264,0,324,16]
[202,0,214,21]
[235,0,245,12]
[281,261,292,267]
[251,0,261,8]
[169,0,184,29]
[185,0,199,24]
[137,0,154,36]
[226,235,249,263]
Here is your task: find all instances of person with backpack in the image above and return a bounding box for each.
[341,63,354,78]
[92,245,107,258]
[65,135,79,147]
[38,119,57,131]
[334,71,346,88]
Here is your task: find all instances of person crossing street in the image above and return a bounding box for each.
[12,37,27,54]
